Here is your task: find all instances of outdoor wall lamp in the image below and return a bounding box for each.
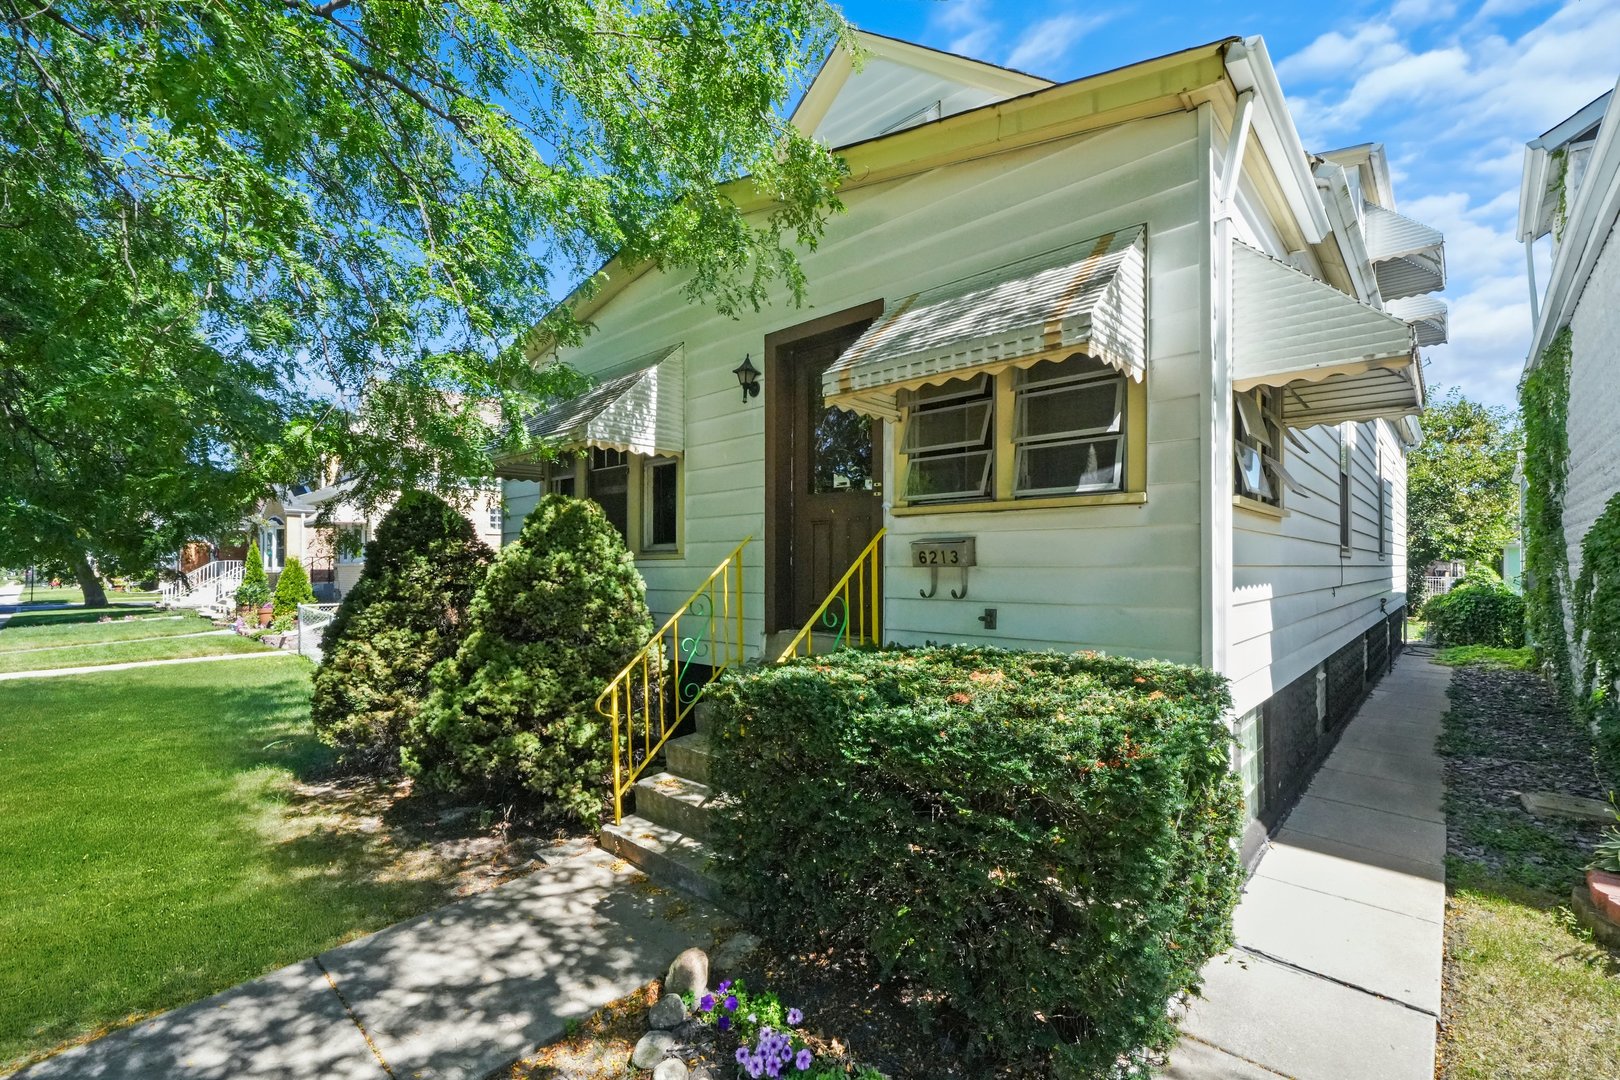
[733,354,760,403]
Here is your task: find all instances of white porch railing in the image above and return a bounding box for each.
[162,560,245,607]
[296,603,341,662]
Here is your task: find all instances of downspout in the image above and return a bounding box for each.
[1524,239,1541,330]
[1202,89,1254,671]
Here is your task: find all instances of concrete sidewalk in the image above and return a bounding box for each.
[19,848,724,1080]
[0,649,297,681]
[1169,648,1450,1080]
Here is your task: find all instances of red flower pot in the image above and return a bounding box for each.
[1587,868,1620,924]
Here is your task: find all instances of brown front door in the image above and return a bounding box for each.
[766,313,885,632]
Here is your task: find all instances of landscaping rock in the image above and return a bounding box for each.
[711,931,760,973]
[653,1059,690,1080]
[648,992,688,1030]
[1519,791,1618,823]
[632,1030,677,1069]
[665,947,709,997]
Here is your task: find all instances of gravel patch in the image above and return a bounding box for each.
[1440,665,1613,890]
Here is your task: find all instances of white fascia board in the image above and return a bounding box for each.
[1527,75,1620,370]
[1315,160,1381,305]
[1225,36,1331,245]
[1518,144,1550,243]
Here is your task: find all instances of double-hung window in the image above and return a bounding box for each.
[589,448,631,543]
[1013,355,1126,497]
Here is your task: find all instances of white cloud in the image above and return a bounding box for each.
[1272,1,1620,406]
[1276,24,1405,83]
[1390,0,1460,24]
[1004,13,1112,74]
[931,0,1000,59]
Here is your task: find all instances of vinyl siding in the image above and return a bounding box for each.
[1228,418,1407,716]
[1565,223,1620,597]
[510,112,1207,661]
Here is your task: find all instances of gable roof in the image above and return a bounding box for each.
[1519,90,1613,243]
[790,30,1051,148]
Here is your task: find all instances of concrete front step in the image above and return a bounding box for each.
[665,733,713,785]
[634,771,723,840]
[599,814,724,906]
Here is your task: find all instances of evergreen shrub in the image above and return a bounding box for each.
[1425,566,1526,649]
[270,555,315,627]
[310,491,493,770]
[235,541,270,612]
[403,494,652,825]
[705,646,1244,1078]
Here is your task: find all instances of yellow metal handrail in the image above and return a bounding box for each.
[597,536,751,824]
[776,528,886,663]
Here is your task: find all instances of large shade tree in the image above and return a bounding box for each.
[1406,388,1524,601]
[1,1,850,596]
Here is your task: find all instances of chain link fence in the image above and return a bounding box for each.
[296,603,340,663]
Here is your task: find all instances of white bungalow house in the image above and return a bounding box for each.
[254,481,504,600]
[498,31,1445,862]
[1517,80,1620,690]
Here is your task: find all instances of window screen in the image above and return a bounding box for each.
[902,376,994,503]
[1013,354,1124,497]
[589,448,630,543]
[644,457,679,549]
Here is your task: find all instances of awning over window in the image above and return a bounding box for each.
[1384,294,1449,347]
[822,226,1147,419]
[503,345,684,476]
[1232,242,1422,428]
[1363,204,1445,300]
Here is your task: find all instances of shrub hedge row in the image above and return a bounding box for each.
[705,646,1244,1078]
[1425,566,1526,648]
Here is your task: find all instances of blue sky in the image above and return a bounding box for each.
[832,0,1620,409]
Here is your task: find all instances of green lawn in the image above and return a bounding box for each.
[0,615,211,653]
[4,604,165,630]
[1438,659,1620,1078]
[0,634,272,675]
[0,661,452,1073]
[10,586,161,607]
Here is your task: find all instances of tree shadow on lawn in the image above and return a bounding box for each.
[0,667,482,1073]
[3,603,166,630]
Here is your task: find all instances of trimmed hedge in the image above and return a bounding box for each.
[705,646,1244,1078]
[403,494,652,825]
[271,555,315,626]
[310,491,493,770]
[1425,566,1526,648]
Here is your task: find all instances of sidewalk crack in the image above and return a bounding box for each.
[1234,945,1441,1020]
[317,957,395,1078]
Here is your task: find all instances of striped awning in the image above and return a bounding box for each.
[1384,294,1449,347]
[822,226,1147,419]
[506,344,684,472]
[1363,204,1445,300]
[1232,242,1423,428]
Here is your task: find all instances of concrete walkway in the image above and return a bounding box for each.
[1169,648,1450,1080]
[18,848,723,1080]
[0,649,296,682]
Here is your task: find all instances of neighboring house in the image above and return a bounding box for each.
[254,481,504,600]
[498,32,1444,855]
[1517,82,1620,664]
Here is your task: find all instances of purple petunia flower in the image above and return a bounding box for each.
[717,1015,731,1032]
[786,1007,803,1026]
[699,993,715,1012]
[717,979,733,993]
[724,994,739,1012]
[736,1046,751,1065]
[795,1048,813,1071]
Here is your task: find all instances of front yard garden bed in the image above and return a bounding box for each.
[1437,660,1620,1079]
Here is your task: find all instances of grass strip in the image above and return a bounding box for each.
[0,634,271,675]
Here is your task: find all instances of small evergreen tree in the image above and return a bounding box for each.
[235,541,270,612]
[310,491,493,770]
[271,555,316,625]
[403,494,653,825]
